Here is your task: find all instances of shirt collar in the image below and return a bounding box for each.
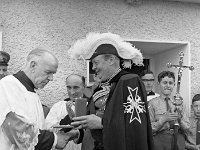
[147,91,155,96]
[109,69,130,84]
[13,71,35,93]
[160,95,173,101]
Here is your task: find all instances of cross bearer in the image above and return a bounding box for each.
[148,70,191,150]
[69,32,154,150]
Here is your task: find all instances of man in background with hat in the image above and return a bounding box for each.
[0,51,10,80]
[69,32,154,150]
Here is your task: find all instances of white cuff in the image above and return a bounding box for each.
[53,132,58,147]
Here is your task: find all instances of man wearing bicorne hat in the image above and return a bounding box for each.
[0,51,10,80]
[69,32,154,150]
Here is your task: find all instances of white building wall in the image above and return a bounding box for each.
[0,0,200,107]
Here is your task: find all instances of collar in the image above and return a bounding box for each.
[13,71,35,93]
[93,69,130,94]
[109,69,130,84]
[160,95,172,101]
[107,68,121,82]
[147,91,155,96]
[101,68,122,86]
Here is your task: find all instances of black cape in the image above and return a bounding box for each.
[103,73,154,150]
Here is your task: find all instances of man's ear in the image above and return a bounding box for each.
[109,55,116,65]
[30,61,37,71]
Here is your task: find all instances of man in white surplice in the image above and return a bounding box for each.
[45,74,87,150]
[0,48,80,150]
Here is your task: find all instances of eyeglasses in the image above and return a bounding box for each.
[142,79,155,82]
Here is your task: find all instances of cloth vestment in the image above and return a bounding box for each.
[87,70,154,150]
[0,75,44,150]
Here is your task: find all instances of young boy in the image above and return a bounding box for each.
[148,70,190,150]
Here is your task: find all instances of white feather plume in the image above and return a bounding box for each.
[68,32,143,66]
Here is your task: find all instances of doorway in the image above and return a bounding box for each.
[127,40,191,115]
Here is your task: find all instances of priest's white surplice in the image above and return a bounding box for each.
[0,75,45,150]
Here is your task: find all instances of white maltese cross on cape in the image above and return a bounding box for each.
[123,86,146,124]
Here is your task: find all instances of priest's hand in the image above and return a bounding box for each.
[71,114,103,129]
[55,131,70,149]
[65,129,79,141]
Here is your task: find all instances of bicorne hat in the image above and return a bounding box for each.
[68,32,143,69]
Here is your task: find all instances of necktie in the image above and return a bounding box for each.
[165,97,171,112]
[165,97,174,128]
[196,119,200,144]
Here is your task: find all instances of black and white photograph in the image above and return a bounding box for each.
[0,0,200,150]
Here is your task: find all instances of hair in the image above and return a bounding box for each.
[192,94,200,103]
[157,70,175,83]
[139,70,154,78]
[26,48,58,63]
[66,74,86,87]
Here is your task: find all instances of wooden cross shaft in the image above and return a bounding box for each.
[166,51,194,106]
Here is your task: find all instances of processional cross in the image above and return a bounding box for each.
[167,51,194,150]
[166,51,194,106]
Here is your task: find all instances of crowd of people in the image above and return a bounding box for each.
[0,32,199,150]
